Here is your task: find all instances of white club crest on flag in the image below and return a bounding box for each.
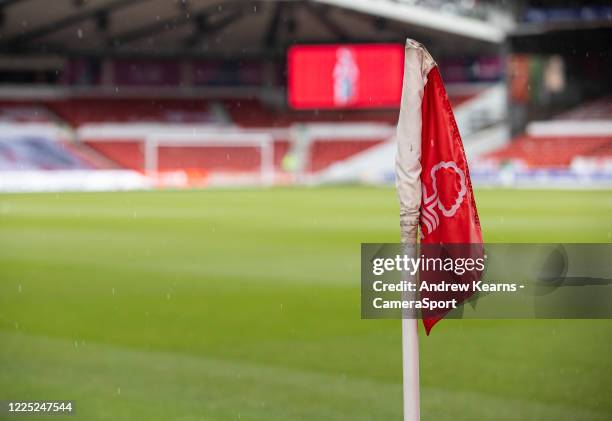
[420,161,467,237]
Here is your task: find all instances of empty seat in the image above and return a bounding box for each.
[485,136,612,168]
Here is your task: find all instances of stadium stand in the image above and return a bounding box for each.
[0,72,485,176]
[84,140,144,171]
[555,96,612,121]
[483,94,612,169]
[42,97,408,128]
[0,137,90,171]
[158,145,261,173]
[46,98,221,125]
[582,141,612,158]
[484,135,612,168]
[82,131,381,174]
[223,99,399,127]
[223,94,476,128]
[308,138,385,172]
[0,87,483,180]
[62,97,397,174]
[0,103,57,123]
[84,137,290,174]
[65,92,476,175]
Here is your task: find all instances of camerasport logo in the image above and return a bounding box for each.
[420,161,467,237]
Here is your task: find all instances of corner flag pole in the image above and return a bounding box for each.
[395,39,434,421]
[401,244,420,421]
[402,318,420,421]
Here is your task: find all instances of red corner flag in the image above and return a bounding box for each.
[419,53,483,334]
[419,66,482,246]
[395,40,483,335]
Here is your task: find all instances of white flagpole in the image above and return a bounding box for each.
[401,244,420,421]
[402,318,420,421]
[396,39,434,421]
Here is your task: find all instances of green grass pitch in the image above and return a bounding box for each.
[0,187,611,420]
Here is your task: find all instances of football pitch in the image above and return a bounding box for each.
[0,187,611,420]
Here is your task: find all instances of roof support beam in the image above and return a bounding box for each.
[313,0,508,43]
[303,1,350,41]
[0,0,29,7]
[264,2,284,48]
[1,0,151,48]
[183,9,245,48]
[107,0,258,47]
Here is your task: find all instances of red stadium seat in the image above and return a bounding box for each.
[485,135,612,168]
[85,140,144,171]
[308,139,384,172]
[47,98,215,126]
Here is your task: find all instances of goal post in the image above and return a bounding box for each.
[144,131,275,186]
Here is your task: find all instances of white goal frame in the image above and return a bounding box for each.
[145,131,275,185]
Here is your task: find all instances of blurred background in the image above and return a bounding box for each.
[0,1,611,420]
[0,0,610,190]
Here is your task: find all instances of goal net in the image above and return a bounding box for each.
[144,131,275,187]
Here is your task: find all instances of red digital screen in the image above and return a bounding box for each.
[287,44,404,109]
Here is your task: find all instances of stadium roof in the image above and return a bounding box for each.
[0,0,509,59]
